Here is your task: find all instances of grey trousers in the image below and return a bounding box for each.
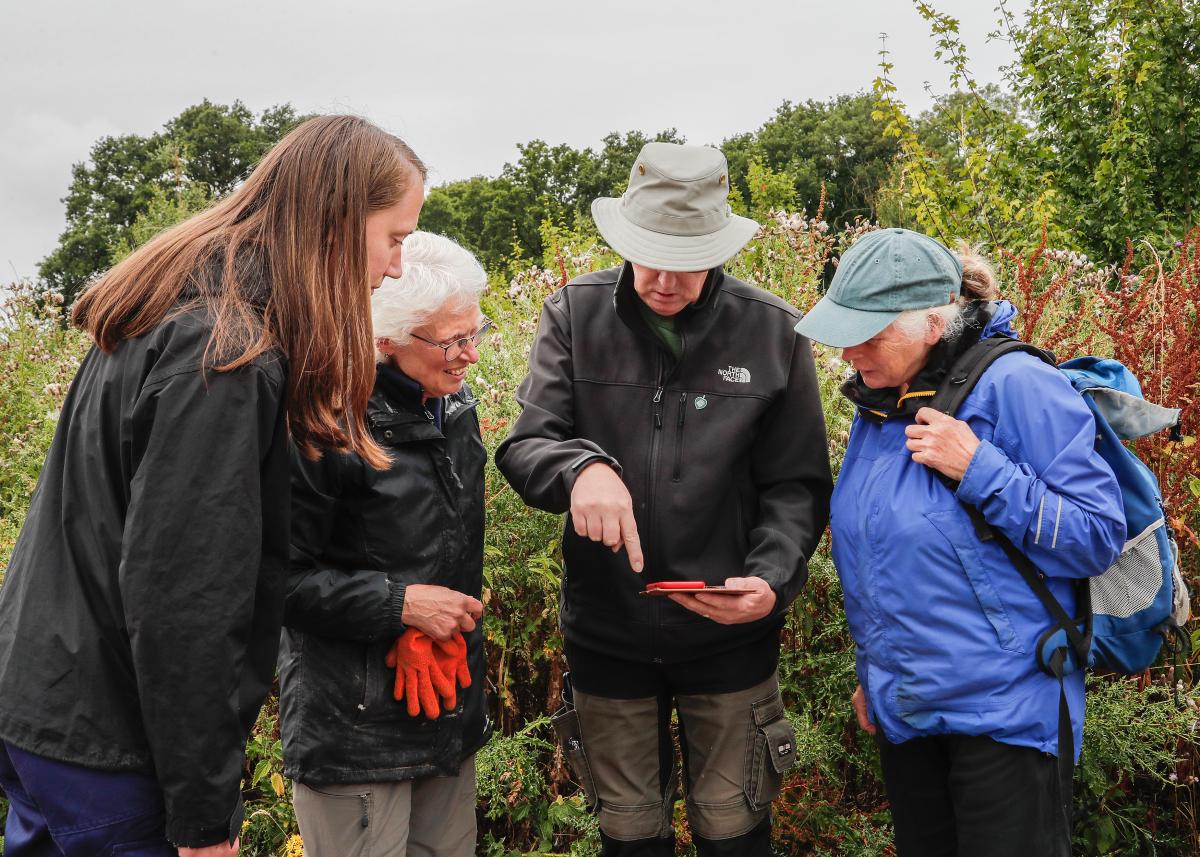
[564,673,795,843]
[292,756,476,857]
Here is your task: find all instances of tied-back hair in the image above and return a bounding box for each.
[957,241,1000,301]
[71,115,427,468]
[894,240,1000,341]
[372,232,487,359]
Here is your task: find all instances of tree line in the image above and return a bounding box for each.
[37,0,1200,307]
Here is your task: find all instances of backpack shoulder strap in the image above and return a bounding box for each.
[930,335,1090,666]
[929,337,1056,418]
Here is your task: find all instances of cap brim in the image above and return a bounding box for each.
[793,296,899,348]
[591,197,759,272]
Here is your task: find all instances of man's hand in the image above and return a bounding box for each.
[666,576,776,624]
[402,585,484,641]
[570,462,644,573]
[906,407,981,482]
[851,684,876,734]
[180,839,239,857]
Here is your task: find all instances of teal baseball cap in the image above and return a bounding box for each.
[794,228,963,347]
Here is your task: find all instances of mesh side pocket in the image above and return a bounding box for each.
[1171,538,1190,625]
[1091,519,1166,619]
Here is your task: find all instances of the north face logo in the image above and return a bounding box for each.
[717,366,751,383]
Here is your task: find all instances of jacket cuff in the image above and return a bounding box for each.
[387,580,407,634]
[560,453,621,497]
[955,439,1006,507]
[167,792,243,848]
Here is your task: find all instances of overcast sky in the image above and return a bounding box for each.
[0,0,1028,281]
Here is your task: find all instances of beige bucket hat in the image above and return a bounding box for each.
[591,142,760,272]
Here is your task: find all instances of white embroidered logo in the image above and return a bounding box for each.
[717,366,751,383]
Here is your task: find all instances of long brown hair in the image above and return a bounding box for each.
[72,115,426,468]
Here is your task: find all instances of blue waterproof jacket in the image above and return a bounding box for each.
[831,302,1126,759]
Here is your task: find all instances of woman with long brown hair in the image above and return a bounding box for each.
[0,115,425,857]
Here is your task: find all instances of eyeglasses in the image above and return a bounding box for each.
[409,319,495,362]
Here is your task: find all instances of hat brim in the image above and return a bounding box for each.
[793,295,900,348]
[591,197,759,272]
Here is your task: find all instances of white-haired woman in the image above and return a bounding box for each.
[278,232,493,857]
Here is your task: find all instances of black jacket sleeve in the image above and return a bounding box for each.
[744,334,833,614]
[495,292,620,512]
[283,446,406,640]
[119,363,284,847]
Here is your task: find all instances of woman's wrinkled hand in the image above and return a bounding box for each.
[905,407,981,482]
[851,684,876,735]
[667,576,776,624]
[401,584,483,641]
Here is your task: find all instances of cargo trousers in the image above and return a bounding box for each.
[552,649,797,857]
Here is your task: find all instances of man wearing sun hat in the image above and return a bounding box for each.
[497,142,832,856]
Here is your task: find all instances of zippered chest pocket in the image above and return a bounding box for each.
[672,392,688,482]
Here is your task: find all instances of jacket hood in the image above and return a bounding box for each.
[981,299,1019,340]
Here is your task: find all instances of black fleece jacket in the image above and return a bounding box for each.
[496,264,832,664]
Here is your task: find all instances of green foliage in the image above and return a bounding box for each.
[743,159,798,222]
[1010,0,1200,262]
[0,283,90,574]
[873,0,1200,264]
[871,21,1063,251]
[1074,675,1199,854]
[722,94,901,225]
[38,100,306,306]
[476,718,599,856]
[240,698,297,856]
[110,177,213,264]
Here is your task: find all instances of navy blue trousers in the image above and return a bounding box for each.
[0,741,174,857]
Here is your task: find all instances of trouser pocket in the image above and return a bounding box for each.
[744,688,797,812]
[551,701,600,810]
[292,781,373,857]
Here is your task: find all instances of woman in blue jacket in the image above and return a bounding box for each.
[795,228,1125,856]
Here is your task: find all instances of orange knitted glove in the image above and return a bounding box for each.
[430,632,472,709]
[385,628,457,719]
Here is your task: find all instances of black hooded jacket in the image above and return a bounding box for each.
[0,306,289,847]
[495,264,833,664]
[279,364,489,784]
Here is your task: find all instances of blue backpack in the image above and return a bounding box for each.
[931,338,1190,681]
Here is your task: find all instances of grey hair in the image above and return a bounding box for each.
[890,241,1000,342]
[371,232,487,360]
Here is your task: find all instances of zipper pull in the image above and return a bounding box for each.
[653,387,664,429]
[677,392,686,428]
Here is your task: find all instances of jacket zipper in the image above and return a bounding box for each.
[646,354,666,662]
[672,392,687,482]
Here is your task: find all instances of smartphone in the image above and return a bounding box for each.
[640,581,751,597]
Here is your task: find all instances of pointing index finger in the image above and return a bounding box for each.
[621,510,644,573]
